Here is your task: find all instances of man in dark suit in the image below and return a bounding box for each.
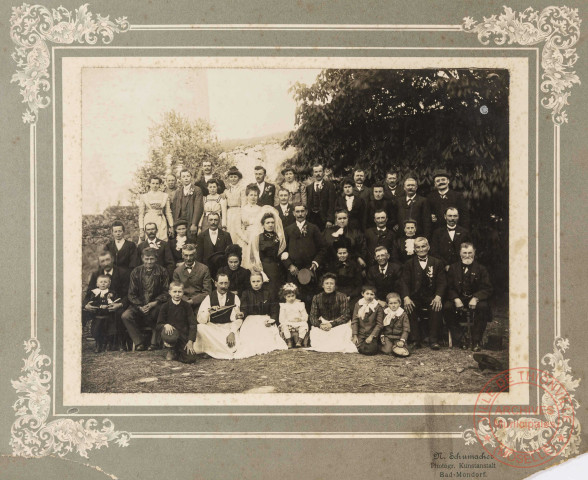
[171,169,204,241]
[83,249,130,350]
[398,237,446,350]
[427,169,470,230]
[254,165,276,207]
[305,163,336,231]
[282,203,326,310]
[195,212,233,278]
[365,209,396,266]
[352,168,371,204]
[275,187,295,228]
[122,248,170,351]
[173,243,212,313]
[383,168,401,202]
[135,222,175,279]
[429,207,472,270]
[396,176,431,238]
[366,246,402,304]
[444,243,493,351]
[105,221,137,271]
[194,159,225,196]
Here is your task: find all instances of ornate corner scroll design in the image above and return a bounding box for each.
[10,3,130,124]
[10,339,130,458]
[463,6,581,125]
[462,337,582,460]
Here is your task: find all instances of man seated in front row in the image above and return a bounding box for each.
[444,243,493,352]
[173,243,211,313]
[122,247,170,351]
[398,237,446,350]
[194,272,244,359]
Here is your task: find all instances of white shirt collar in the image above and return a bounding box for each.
[114,238,125,248]
[172,299,181,305]
[257,181,265,191]
[296,220,305,228]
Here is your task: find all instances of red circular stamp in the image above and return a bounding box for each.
[472,367,576,469]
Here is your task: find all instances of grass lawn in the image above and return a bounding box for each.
[81,298,508,394]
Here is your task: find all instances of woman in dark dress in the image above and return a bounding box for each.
[249,207,286,300]
[234,272,288,358]
[216,244,251,297]
[327,239,363,312]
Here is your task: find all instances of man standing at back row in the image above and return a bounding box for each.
[305,163,336,231]
[195,160,225,196]
[427,169,470,230]
[396,176,431,238]
[172,169,203,242]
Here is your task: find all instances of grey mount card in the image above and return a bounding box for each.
[0,0,586,479]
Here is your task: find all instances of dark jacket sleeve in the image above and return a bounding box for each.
[156,301,169,332]
[326,182,337,224]
[398,262,413,299]
[309,294,320,327]
[433,259,447,298]
[422,199,432,238]
[269,294,280,324]
[118,268,131,309]
[191,187,204,228]
[186,302,197,341]
[312,226,327,267]
[473,264,493,301]
[351,303,360,335]
[371,305,384,337]
[446,264,461,300]
[127,268,143,306]
[154,268,170,304]
[195,233,205,263]
[163,243,175,279]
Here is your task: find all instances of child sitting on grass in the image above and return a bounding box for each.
[278,283,309,348]
[156,281,198,363]
[351,285,384,355]
[380,292,410,357]
[83,274,119,353]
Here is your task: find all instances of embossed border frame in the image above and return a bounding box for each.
[7,1,582,464]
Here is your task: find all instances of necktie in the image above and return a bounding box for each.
[380,267,386,274]
[440,194,447,199]
[407,198,413,206]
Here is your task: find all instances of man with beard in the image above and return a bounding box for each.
[429,207,472,270]
[396,177,431,238]
[135,223,175,279]
[427,169,470,230]
[398,237,446,350]
[444,243,493,352]
[173,243,212,313]
[305,164,336,231]
[83,250,130,350]
[122,248,170,351]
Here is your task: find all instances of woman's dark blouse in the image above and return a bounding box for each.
[258,233,281,263]
[217,265,251,297]
[240,286,279,323]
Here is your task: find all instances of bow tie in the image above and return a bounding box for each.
[104,270,113,276]
[377,229,386,233]
[418,257,428,263]
[440,194,448,199]
[447,227,456,231]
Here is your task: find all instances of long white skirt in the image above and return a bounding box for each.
[308,322,358,353]
[194,321,242,360]
[234,315,288,359]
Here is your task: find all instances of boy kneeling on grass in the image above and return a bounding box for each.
[156,281,198,363]
[351,285,384,355]
[380,292,410,357]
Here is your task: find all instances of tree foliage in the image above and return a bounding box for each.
[130,110,225,200]
[283,69,510,290]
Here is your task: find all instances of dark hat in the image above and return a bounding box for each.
[297,268,313,285]
[432,169,451,180]
[174,220,188,229]
[226,166,243,179]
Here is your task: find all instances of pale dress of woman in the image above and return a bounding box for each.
[225,177,246,239]
[274,169,307,207]
[138,178,174,241]
[238,188,262,270]
[234,274,288,359]
[201,195,227,231]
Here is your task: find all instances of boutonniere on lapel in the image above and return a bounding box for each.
[427,266,434,278]
[265,186,272,193]
[301,224,308,237]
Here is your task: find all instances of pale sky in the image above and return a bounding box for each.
[81,67,321,213]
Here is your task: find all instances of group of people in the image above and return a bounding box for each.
[83,160,494,363]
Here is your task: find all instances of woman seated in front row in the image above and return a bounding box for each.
[307,273,358,353]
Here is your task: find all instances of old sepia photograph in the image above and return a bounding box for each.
[66,57,524,401]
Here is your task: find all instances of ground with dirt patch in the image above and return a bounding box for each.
[82,299,508,394]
